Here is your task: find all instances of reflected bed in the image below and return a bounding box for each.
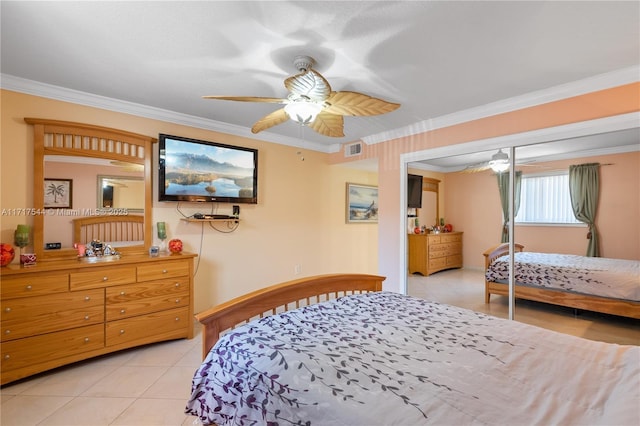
[484,243,640,319]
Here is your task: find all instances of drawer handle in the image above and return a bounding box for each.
[119,329,125,334]
[102,276,108,281]
[84,337,90,343]
[174,282,180,288]
[4,307,11,313]
[84,296,91,301]
[4,330,10,335]
[120,291,126,296]
[175,298,181,303]
[175,317,180,322]
[4,354,9,360]
[162,269,168,274]
[120,309,126,314]
[84,315,90,320]
[25,285,32,291]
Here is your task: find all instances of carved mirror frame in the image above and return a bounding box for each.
[25,118,155,261]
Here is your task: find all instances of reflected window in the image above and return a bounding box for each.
[515,171,580,224]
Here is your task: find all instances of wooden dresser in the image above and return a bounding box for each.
[0,253,196,385]
[408,232,463,276]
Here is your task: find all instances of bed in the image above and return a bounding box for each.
[185,273,639,425]
[483,243,640,319]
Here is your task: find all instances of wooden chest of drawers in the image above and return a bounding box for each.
[408,232,463,275]
[0,253,195,385]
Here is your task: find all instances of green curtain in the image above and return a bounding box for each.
[497,171,522,243]
[569,163,600,257]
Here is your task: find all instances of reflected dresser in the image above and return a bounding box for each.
[408,232,463,276]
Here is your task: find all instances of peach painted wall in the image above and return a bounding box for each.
[0,90,379,313]
[444,151,640,269]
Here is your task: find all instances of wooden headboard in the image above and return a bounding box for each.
[195,273,386,358]
[73,215,144,245]
[482,242,525,270]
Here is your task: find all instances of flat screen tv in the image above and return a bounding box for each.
[158,134,258,204]
[407,174,423,208]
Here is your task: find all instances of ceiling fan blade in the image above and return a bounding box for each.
[459,163,491,173]
[202,95,287,104]
[284,69,331,102]
[251,108,290,134]
[308,112,344,137]
[458,161,547,173]
[323,91,400,116]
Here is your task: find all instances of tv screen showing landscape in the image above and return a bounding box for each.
[158,134,258,204]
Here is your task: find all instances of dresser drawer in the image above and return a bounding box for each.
[427,235,441,244]
[446,254,463,267]
[106,278,190,320]
[1,272,69,300]
[2,289,104,341]
[70,266,136,290]
[439,233,462,243]
[428,257,447,269]
[106,307,190,347]
[1,324,104,373]
[137,259,190,282]
[441,243,462,256]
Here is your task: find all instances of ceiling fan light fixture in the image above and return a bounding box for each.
[489,149,510,172]
[284,100,323,124]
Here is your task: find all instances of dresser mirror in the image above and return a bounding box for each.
[26,118,155,261]
[420,177,440,228]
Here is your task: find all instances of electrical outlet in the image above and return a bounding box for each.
[294,264,301,275]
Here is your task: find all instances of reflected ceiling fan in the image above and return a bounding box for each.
[203,55,400,137]
[459,149,543,173]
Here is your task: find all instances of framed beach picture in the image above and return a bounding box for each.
[44,178,73,209]
[346,183,378,223]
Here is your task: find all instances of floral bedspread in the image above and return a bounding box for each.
[185,292,639,425]
[486,252,640,301]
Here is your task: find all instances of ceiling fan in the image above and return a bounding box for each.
[203,55,400,138]
[459,149,543,173]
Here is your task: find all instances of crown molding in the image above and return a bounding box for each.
[363,65,640,146]
[0,73,331,153]
[3,65,638,154]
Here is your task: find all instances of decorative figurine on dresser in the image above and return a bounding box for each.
[0,119,196,385]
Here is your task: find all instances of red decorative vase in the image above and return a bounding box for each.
[168,239,183,254]
[1,243,16,266]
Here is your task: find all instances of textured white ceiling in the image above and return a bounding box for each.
[1,1,639,155]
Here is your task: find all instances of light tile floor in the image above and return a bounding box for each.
[2,269,637,426]
[408,268,640,346]
[1,325,204,426]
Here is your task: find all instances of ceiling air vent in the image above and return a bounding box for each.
[344,142,362,158]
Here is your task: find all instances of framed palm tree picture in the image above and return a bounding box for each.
[44,178,73,209]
